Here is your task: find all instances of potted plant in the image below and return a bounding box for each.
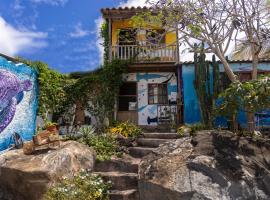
[44,121,58,132]
[170,122,177,133]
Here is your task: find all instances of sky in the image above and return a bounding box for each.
[0,0,146,73]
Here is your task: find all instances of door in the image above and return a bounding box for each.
[117,82,138,124]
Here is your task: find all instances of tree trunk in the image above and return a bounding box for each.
[251,46,259,80]
[216,52,237,82]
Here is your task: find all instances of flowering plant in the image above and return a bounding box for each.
[45,171,111,200]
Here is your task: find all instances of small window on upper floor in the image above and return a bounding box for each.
[146,29,166,45]
[118,29,137,45]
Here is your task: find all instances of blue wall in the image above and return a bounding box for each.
[0,56,38,151]
[182,62,270,126]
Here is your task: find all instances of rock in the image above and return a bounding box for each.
[0,141,96,200]
[139,130,270,200]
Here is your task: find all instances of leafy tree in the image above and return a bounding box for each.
[133,0,239,82]
[216,75,270,133]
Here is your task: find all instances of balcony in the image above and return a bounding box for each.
[111,45,178,63]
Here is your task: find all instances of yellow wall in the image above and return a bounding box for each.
[111,19,177,46]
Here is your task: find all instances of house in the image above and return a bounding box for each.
[101,6,270,129]
[101,6,182,129]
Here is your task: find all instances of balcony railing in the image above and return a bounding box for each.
[111,45,177,62]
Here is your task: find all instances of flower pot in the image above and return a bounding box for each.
[46,125,57,132]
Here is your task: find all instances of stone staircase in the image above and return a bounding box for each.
[93,132,178,200]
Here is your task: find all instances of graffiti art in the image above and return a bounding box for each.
[0,70,32,133]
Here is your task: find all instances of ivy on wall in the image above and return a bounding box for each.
[16,58,72,120]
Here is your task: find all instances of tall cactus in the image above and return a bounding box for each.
[193,44,220,128]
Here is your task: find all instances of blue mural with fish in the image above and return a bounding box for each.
[0,56,38,151]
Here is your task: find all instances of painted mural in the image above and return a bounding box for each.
[0,56,38,151]
[123,72,178,126]
[182,62,270,127]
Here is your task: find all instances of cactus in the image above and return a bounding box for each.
[193,44,220,128]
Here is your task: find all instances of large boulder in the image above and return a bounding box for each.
[139,131,270,200]
[0,141,95,200]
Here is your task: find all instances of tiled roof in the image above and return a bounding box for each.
[0,53,18,63]
[101,6,150,19]
[101,6,149,13]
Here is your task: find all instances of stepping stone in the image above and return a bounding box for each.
[95,157,140,173]
[142,132,179,139]
[109,189,139,200]
[128,147,155,158]
[94,171,138,190]
[137,138,174,148]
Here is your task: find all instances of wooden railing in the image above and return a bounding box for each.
[111,45,177,62]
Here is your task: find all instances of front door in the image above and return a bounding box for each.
[117,82,138,125]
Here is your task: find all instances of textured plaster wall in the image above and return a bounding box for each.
[0,56,38,151]
[123,72,177,126]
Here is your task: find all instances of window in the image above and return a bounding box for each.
[148,83,168,104]
[118,29,137,45]
[118,82,137,111]
[146,29,166,45]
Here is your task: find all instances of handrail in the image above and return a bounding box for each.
[111,44,177,62]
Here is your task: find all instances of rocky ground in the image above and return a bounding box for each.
[138,130,270,200]
[0,141,95,200]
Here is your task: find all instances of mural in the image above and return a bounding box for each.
[0,56,38,151]
[123,72,178,126]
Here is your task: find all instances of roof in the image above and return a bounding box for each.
[182,59,270,65]
[101,6,150,19]
[0,53,18,63]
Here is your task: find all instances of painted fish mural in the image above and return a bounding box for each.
[0,70,32,133]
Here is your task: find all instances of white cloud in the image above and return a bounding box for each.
[0,17,47,56]
[31,0,68,6]
[119,0,148,7]
[69,23,89,38]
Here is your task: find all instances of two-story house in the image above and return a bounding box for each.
[101,6,182,129]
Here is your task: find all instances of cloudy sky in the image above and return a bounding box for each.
[0,0,146,73]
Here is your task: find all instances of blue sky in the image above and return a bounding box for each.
[0,0,145,73]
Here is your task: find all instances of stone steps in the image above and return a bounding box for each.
[95,157,139,173]
[94,132,177,200]
[94,171,138,190]
[142,132,179,139]
[137,138,173,148]
[109,189,139,200]
[128,147,155,158]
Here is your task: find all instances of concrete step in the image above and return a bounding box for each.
[128,147,155,158]
[137,138,173,148]
[109,189,139,200]
[94,171,138,190]
[142,132,179,139]
[95,157,140,173]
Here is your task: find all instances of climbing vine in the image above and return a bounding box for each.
[100,21,109,64]
[16,58,72,120]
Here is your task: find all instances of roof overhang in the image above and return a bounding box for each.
[101,6,150,20]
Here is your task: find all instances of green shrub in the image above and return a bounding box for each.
[109,121,142,138]
[177,123,205,137]
[45,171,111,200]
[75,126,120,161]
